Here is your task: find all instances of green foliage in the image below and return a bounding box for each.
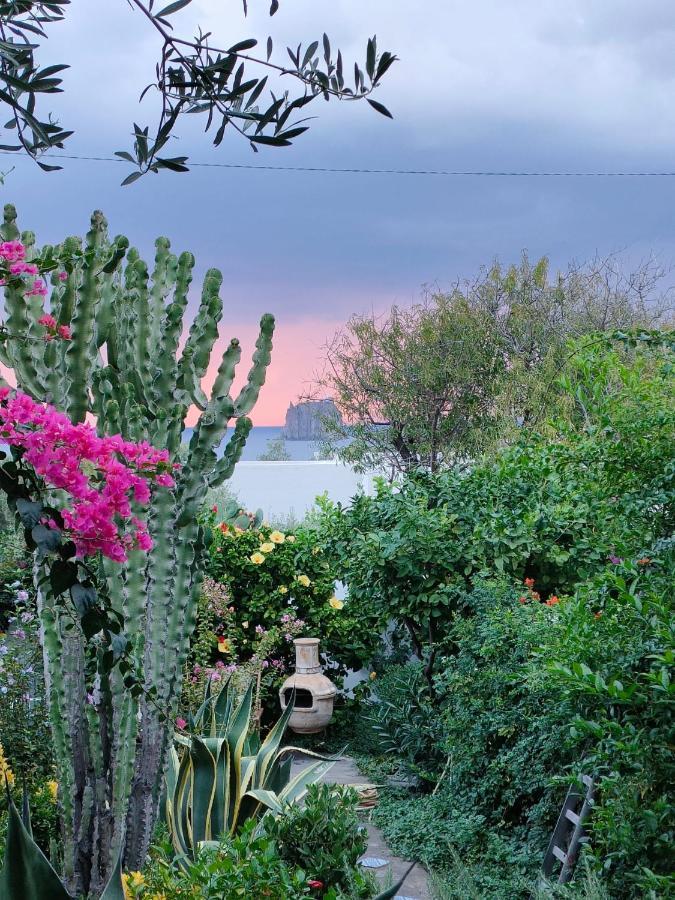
[365,663,446,785]
[544,548,675,897]
[317,256,667,473]
[136,821,312,899]
[167,676,333,861]
[317,337,674,679]
[258,436,292,461]
[205,515,383,688]
[263,783,372,897]
[0,2,395,181]
[0,790,124,900]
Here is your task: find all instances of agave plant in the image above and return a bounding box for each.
[167,677,333,861]
[0,786,124,899]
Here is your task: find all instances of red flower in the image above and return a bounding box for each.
[546,595,560,606]
[518,596,528,604]
[637,557,651,566]
[524,577,535,588]
[307,880,324,889]
[594,612,602,619]
[211,505,218,514]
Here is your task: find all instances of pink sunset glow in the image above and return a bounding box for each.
[190,316,344,426]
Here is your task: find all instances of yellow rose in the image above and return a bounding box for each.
[296,574,311,587]
[250,551,265,565]
[260,542,275,553]
[329,597,344,610]
[269,530,285,544]
[46,779,58,801]
[286,535,296,543]
[278,586,288,594]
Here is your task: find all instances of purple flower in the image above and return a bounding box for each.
[608,555,622,565]
[86,692,95,705]
[13,628,26,640]
[16,590,29,602]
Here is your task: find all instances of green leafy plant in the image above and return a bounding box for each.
[166,676,333,861]
[204,513,383,702]
[0,1,395,181]
[263,783,372,897]
[0,789,125,900]
[544,546,675,897]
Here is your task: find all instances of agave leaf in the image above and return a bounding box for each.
[277,754,337,804]
[0,790,73,899]
[190,737,218,845]
[244,787,283,815]
[254,688,294,787]
[99,849,126,900]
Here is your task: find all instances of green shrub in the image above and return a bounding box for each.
[201,515,383,717]
[544,544,675,898]
[135,821,312,899]
[315,337,674,681]
[263,783,374,898]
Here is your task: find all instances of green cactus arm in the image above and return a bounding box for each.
[232,314,275,416]
[0,203,20,241]
[148,237,178,363]
[64,212,109,422]
[176,269,223,408]
[208,417,253,488]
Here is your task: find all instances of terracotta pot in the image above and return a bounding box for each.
[279,638,336,734]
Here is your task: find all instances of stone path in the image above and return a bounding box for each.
[291,754,430,900]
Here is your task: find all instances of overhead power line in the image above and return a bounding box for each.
[1,150,674,177]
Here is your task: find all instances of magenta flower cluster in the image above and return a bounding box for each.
[0,387,178,561]
[0,240,48,297]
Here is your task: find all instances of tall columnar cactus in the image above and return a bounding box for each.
[0,206,274,897]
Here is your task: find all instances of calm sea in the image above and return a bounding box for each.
[184,426,325,461]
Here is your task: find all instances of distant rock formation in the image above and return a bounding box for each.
[281,399,342,441]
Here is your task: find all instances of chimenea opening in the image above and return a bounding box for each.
[284,687,313,709]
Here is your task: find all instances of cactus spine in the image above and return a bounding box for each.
[0,206,274,897]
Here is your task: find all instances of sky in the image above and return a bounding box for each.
[3,0,675,423]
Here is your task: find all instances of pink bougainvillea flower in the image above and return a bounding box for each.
[0,388,177,561]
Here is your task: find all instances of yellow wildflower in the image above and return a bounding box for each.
[260,542,275,553]
[369,671,377,680]
[217,636,231,653]
[122,871,145,899]
[269,530,285,544]
[312,546,320,556]
[46,779,58,801]
[286,535,296,543]
[296,574,311,587]
[250,551,265,565]
[0,743,14,788]
[328,597,344,610]
[278,586,288,594]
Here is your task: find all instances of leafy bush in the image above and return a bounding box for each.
[544,545,675,897]
[368,583,573,897]
[202,515,383,707]
[365,663,447,785]
[263,783,373,898]
[316,338,674,681]
[133,821,313,899]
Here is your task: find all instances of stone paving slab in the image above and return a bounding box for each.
[291,753,430,900]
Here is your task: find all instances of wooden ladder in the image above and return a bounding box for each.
[541,775,595,884]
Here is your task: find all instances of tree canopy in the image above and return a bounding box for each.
[0,0,396,183]
[314,253,671,473]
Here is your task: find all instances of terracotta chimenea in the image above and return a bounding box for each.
[279,638,336,734]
